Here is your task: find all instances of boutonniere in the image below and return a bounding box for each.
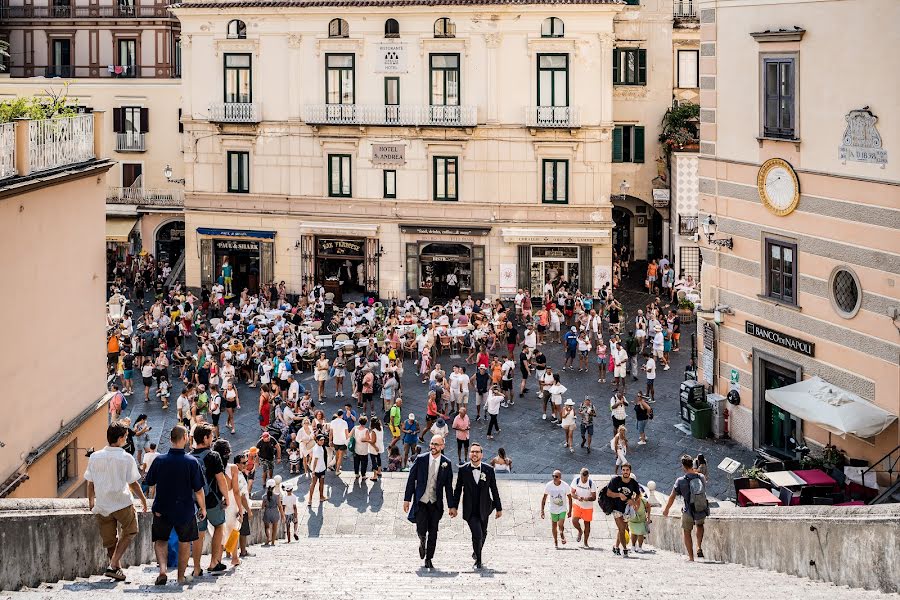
[440,462,448,469]
[480,473,487,482]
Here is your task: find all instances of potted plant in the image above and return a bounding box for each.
[659,102,700,157]
[677,298,696,324]
[740,466,768,488]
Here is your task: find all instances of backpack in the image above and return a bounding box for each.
[597,484,615,515]
[687,474,709,516]
[119,393,128,413]
[194,448,217,508]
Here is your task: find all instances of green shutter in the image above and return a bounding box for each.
[612,126,624,163]
[638,49,647,85]
[612,48,620,84]
[633,126,645,163]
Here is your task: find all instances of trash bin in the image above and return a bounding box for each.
[689,406,712,439]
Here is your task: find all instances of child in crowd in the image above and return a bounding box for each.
[157,375,170,409]
[387,446,402,472]
[288,441,301,474]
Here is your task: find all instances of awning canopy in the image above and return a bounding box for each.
[765,376,897,439]
[106,217,138,243]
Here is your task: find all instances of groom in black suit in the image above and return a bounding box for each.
[403,435,457,569]
[453,442,503,569]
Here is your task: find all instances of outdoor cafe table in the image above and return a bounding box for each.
[792,469,837,487]
[738,488,783,507]
[765,470,806,488]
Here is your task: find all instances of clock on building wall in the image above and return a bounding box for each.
[757,158,800,216]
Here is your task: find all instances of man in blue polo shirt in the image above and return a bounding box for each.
[145,425,205,586]
[563,326,579,371]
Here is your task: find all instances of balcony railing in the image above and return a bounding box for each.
[209,102,262,123]
[526,106,580,128]
[0,5,174,19]
[107,186,184,207]
[0,123,16,180]
[679,215,699,236]
[674,0,698,19]
[304,104,477,127]
[28,114,95,172]
[107,65,139,78]
[115,132,145,152]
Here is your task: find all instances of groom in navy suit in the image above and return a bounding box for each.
[403,435,457,569]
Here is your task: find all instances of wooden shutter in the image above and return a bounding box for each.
[260,241,274,287]
[406,243,419,297]
[517,245,530,291]
[637,49,647,85]
[112,107,123,133]
[612,48,620,84]
[612,126,623,163]
[579,246,593,294]
[178,108,184,133]
[633,126,645,163]
[472,245,485,299]
[200,238,213,288]
[139,108,149,133]
[781,61,795,134]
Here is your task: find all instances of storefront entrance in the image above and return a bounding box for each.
[155,220,185,268]
[755,354,803,458]
[315,237,366,304]
[419,243,472,300]
[215,239,260,295]
[612,207,632,252]
[529,246,579,298]
[198,228,275,296]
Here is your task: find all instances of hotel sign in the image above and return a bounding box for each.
[375,42,407,73]
[371,143,406,166]
[745,321,815,357]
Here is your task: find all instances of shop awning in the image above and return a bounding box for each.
[765,377,897,439]
[106,217,138,243]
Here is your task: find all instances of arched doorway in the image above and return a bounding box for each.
[155,220,185,268]
[420,243,471,300]
[648,210,664,261]
[612,207,632,254]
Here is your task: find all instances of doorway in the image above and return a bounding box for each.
[755,353,802,458]
[420,243,471,300]
[122,163,142,188]
[155,220,184,267]
[214,239,260,295]
[612,207,632,253]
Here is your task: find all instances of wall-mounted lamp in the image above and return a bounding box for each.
[619,180,630,202]
[164,164,185,185]
[701,215,733,250]
[713,304,734,324]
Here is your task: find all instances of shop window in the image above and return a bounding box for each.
[541,17,564,38]
[434,17,455,38]
[328,18,349,38]
[56,441,75,490]
[542,159,568,204]
[227,151,250,193]
[613,48,647,86]
[383,170,396,199]
[612,125,645,163]
[384,18,400,38]
[762,56,796,139]
[764,238,797,305]
[433,156,458,201]
[227,19,247,39]
[328,154,352,197]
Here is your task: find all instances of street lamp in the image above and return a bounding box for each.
[701,215,733,250]
[618,180,630,201]
[164,164,185,185]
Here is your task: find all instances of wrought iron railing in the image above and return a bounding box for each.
[674,0,698,18]
[0,123,16,180]
[106,186,184,206]
[115,132,145,152]
[1,5,174,18]
[208,102,262,123]
[27,114,95,172]
[679,215,699,236]
[526,106,580,128]
[304,104,477,127]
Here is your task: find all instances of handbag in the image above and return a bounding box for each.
[328,366,336,379]
[347,434,356,454]
[224,524,240,554]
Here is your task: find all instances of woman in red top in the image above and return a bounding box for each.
[476,347,491,369]
[258,383,272,430]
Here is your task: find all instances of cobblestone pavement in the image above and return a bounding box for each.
[126,280,755,500]
[6,477,889,599]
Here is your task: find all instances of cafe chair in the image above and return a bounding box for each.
[777,486,795,507]
[439,335,452,355]
[799,486,833,505]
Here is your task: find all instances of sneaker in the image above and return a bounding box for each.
[542,414,547,420]
[697,549,704,559]
[208,563,227,574]
[663,365,671,371]
[612,547,621,556]
[622,548,629,558]
[598,378,603,383]
[569,448,575,454]
[638,440,646,445]
[104,567,126,582]
[580,438,585,448]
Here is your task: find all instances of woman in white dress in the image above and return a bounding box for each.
[212,439,242,569]
[315,353,330,403]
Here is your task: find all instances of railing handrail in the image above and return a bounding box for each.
[861,443,900,480]
[106,186,184,206]
[0,5,175,19]
[27,114,95,173]
[525,105,580,128]
[208,101,261,123]
[0,122,17,180]
[679,214,699,235]
[115,132,146,151]
[303,104,477,127]
[673,0,698,18]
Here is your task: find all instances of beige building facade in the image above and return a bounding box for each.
[173,0,688,302]
[0,113,114,498]
[697,0,899,468]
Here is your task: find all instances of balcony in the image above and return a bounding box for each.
[106,186,184,207]
[208,102,261,123]
[0,5,175,19]
[304,104,477,127]
[0,114,98,182]
[115,132,145,152]
[107,65,138,78]
[674,0,698,19]
[679,215,699,236]
[526,106,580,128]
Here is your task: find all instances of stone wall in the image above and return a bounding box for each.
[0,498,267,591]
[648,502,900,593]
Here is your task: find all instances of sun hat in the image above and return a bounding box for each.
[564,399,575,406]
[266,479,276,488]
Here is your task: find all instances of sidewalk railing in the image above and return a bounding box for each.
[28,114,95,172]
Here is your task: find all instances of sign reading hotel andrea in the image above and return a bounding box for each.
[839,108,888,167]
[375,42,407,73]
[317,238,364,256]
[745,321,815,357]
[371,143,406,166]
[400,225,491,237]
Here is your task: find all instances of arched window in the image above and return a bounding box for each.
[541,17,564,38]
[227,19,247,39]
[434,17,455,38]
[328,18,349,38]
[384,18,400,38]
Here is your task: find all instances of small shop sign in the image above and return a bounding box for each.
[318,238,364,256]
[652,188,670,207]
[745,321,815,357]
[215,239,259,251]
[401,225,491,237]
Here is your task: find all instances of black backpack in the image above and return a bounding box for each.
[597,484,615,515]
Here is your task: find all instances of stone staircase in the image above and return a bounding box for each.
[2,475,894,598]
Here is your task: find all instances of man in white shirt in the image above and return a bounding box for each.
[643,354,657,402]
[514,289,525,317]
[570,468,597,548]
[287,374,300,403]
[176,386,193,424]
[500,357,515,406]
[486,387,503,439]
[141,443,159,476]
[523,323,537,351]
[329,411,350,476]
[613,342,629,392]
[85,421,148,581]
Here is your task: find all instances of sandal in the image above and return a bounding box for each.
[560,532,567,545]
[104,567,126,582]
[154,573,168,586]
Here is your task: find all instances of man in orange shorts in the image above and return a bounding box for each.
[570,467,597,548]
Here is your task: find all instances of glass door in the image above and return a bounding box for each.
[762,362,799,456]
[384,77,400,123]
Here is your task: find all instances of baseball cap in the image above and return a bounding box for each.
[570,326,577,332]
[408,413,415,420]
[261,431,270,439]
[266,479,276,488]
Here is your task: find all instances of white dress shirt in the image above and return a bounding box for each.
[84,446,141,516]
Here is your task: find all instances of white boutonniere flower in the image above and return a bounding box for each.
[480,473,487,482]
[440,462,447,469]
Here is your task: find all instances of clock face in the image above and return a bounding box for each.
[758,158,799,216]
